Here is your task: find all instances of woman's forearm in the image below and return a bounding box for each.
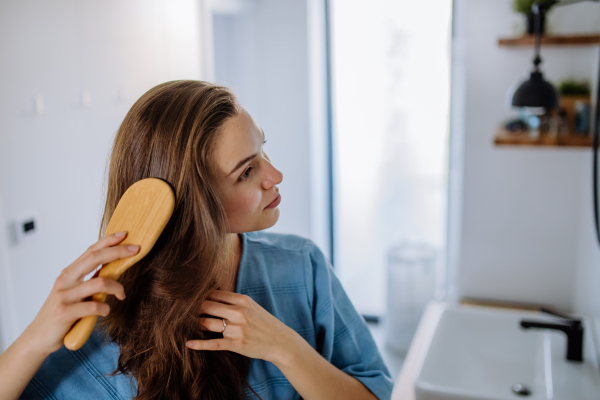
[0,329,49,400]
[272,330,378,400]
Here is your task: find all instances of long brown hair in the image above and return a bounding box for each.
[97,80,259,399]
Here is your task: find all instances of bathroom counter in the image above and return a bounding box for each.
[391,301,447,400]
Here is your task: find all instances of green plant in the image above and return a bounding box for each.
[559,80,591,96]
[512,0,557,14]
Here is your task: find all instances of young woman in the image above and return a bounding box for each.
[0,81,393,400]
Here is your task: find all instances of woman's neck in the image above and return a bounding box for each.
[222,233,242,292]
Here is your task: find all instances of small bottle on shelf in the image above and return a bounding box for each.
[558,109,570,136]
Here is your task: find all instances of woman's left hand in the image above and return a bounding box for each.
[186,290,297,364]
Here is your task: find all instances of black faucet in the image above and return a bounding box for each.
[520,307,584,362]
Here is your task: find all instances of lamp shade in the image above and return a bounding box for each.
[511,71,559,110]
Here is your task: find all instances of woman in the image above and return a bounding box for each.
[0,81,393,400]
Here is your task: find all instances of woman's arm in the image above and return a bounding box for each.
[272,328,378,400]
[0,232,134,400]
[0,329,52,400]
[188,290,379,400]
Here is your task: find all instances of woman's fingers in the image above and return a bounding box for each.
[87,231,128,253]
[56,301,111,322]
[73,242,139,280]
[60,277,126,303]
[199,317,226,332]
[22,234,139,356]
[68,231,128,266]
[208,290,250,305]
[186,339,231,351]
[200,301,246,324]
[56,242,140,290]
[189,294,294,363]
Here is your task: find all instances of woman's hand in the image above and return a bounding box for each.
[186,290,296,364]
[22,231,139,357]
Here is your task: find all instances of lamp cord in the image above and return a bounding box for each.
[533,4,542,70]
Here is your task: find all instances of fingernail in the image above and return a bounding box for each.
[128,245,139,252]
[115,231,126,238]
[186,341,195,348]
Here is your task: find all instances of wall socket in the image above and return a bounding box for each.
[7,217,37,246]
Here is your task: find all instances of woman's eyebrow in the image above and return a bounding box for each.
[228,154,257,176]
[227,129,265,177]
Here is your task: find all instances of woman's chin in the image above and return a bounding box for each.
[232,209,280,233]
[260,208,280,230]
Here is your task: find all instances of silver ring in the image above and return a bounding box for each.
[222,319,227,333]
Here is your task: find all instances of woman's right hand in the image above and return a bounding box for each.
[22,231,139,356]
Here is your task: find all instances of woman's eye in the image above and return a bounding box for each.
[238,139,266,182]
[239,167,253,181]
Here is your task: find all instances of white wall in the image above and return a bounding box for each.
[211,0,331,257]
[212,1,310,240]
[0,0,328,351]
[0,0,202,349]
[449,0,600,311]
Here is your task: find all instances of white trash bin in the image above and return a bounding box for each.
[385,242,436,355]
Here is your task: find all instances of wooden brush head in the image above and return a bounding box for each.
[99,178,176,281]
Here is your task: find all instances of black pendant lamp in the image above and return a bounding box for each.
[511,3,559,110]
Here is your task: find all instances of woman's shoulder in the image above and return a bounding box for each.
[243,231,322,256]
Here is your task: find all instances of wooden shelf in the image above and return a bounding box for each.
[498,34,600,46]
[495,127,592,148]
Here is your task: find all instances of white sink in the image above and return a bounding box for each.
[414,304,600,400]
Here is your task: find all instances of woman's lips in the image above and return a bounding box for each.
[265,194,281,209]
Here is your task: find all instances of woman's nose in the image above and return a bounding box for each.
[262,162,283,189]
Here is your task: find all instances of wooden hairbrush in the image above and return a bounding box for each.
[63,178,175,351]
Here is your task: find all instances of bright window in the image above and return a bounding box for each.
[331,0,452,316]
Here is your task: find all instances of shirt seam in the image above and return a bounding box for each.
[315,295,333,319]
[244,377,293,394]
[69,349,124,400]
[243,283,305,296]
[353,359,394,392]
[301,239,315,315]
[354,375,394,400]
[333,316,364,342]
[245,233,307,255]
[29,375,58,400]
[295,326,316,338]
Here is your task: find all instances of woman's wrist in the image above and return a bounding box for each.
[266,327,377,400]
[269,326,306,369]
[0,330,50,400]
[19,325,55,359]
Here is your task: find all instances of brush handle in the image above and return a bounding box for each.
[63,261,132,351]
[62,294,106,351]
[62,178,175,351]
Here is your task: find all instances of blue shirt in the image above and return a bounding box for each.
[21,231,394,399]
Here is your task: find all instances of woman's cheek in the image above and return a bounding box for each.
[229,190,261,220]
[246,189,263,211]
